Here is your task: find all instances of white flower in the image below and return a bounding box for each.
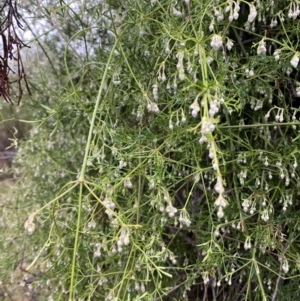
[199,135,207,144]
[242,198,251,212]
[209,21,214,32]
[118,228,130,246]
[166,203,177,217]
[24,214,36,234]
[233,8,239,20]
[282,258,289,273]
[124,178,133,189]
[217,206,224,218]
[288,2,300,19]
[215,194,227,208]
[273,49,280,61]
[178,69,185,80]
[226,39,234,51]
[190,99,200,117]
[207,56,214,64]
[210,34,223,51]
[201,120,215,135]
[244,236,252,250]
[214,176,224,194]
[257,39,266,56]
[202,272,210,285]
[119,160,127,169]
[147,102,160,113]
[264,157,269,167]
[94,243,102,258]
[179,210,191,227]
[291,53,299,68]
[172,6,183,17]
[149,179,155,189]
[152,84,158,101]
[261,209,269,222]
[248,4,257,23]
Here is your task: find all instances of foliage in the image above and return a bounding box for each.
[2,0,300,300]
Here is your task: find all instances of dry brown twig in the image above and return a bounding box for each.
[0,0,31,105]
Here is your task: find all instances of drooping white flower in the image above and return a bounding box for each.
[124,177,133,189]
[179,210,191,227]
[257,39,266,55]
[209,20,214,32]
[248,4,257,23]
[242,198,251,212]
[152,84,158,101]
[273,49,280,61]
[201,120,215,135]
[244,236,252,250]
[226,39,234,51]
[291,53,299,68]
[147,102,160,113]
[166,203,178,218]
[233,7,239,20]
[282,258,289,273]
[210,34,223,51]
[190,98,200,117]
[172,6,183,17]
[217,206,224,218]
[215,194,227,208]
[261,209,269,222]
[214,175,225,194]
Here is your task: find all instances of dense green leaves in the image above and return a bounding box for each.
[2,0,300,300]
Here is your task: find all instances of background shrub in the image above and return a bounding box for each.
[1,0,300,300]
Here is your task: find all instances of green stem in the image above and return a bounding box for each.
[68,40,118,301]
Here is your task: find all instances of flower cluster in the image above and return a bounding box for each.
[214,8,224,22]
[273,49,280,61]
[199,119,216,144]
[103,196,116,218]
[214,175,227,218]
[94,243,102,258]
[176,51,185,80]
[242,198,252,213]
[288,1,300,19]
[117,227,130,252]
[257,39,266,55]
[225,0,240,22]
[146,101,160,113]
[261,209,270,222]
[166,202,177,218]
[164,191,177,218]
[178,210,191,228]
[210,34,223,51]
[209,99,221,118]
